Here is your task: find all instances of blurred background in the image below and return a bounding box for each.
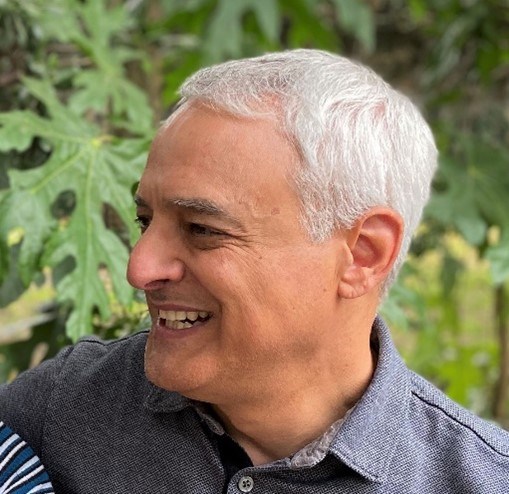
[0,0,508,427]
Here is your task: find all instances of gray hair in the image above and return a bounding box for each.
[169,49,438,289]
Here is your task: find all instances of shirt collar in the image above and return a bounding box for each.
[144,315,410,483]
[144,380,226,435]
[144,384,190,413]
[328,316,411,483]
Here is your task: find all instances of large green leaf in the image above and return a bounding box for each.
[20,0,152,133]
[0,78,149,340]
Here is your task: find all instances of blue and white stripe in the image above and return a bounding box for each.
[0,422,54,494]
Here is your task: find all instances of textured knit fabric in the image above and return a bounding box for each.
[0,421,54,494]
[0,317,508,493]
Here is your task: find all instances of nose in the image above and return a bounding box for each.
[126,227,186,291]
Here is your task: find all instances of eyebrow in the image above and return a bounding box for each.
[134,195,244,229]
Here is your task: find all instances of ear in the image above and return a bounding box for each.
[337,208,403,299]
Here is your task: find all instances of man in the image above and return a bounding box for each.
[1,49,508,493]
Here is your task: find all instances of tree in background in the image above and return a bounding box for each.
[0,0,508,425]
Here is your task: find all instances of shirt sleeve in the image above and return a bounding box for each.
[0,346,73,458]
[0,421,55,494]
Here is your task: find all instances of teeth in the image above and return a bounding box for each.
[176,321,187,330]
[159,309,211,329]
[187,311,198,321]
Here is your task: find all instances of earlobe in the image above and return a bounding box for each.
[337,208,403,299]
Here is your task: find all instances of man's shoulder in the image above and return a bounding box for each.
[0,330,150,454]
[406,370,509,480]
[41,330,150,400]
[62,330,149,369]
[28,330,150,388]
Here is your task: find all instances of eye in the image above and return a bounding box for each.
[187,223,223,237]
[134,215,151,233]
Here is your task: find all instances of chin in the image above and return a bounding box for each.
[143,353,216,401]
[143,327,233,403]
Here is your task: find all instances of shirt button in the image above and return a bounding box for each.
[238,475,254,492]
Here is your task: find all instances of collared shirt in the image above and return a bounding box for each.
[0,317,508,493]
[0,421,54,494]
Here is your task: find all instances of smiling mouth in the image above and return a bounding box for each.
[158,310,212,330]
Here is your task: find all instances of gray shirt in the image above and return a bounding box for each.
[1,317,508,493]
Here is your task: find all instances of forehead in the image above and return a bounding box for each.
[139,104,302,218]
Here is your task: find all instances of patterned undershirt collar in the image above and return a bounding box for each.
[289,407,354,468]
[193,401,354,468]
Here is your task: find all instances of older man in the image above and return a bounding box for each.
[1,49,508,493]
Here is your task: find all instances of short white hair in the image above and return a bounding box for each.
[170,49,438,289]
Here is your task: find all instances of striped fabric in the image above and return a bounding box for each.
[0,422,54,494]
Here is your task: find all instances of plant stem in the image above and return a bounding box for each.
[492,284,509,425]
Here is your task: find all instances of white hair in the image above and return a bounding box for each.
[169,49,438,289]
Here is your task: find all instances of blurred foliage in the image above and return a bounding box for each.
[0,0,508,425]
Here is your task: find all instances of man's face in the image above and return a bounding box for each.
[127,103,350,404]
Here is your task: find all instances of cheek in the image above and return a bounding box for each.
[210,250,289,305]
[218,246,333,301]
[210,251,329,332]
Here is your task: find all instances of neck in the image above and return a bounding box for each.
[212,321,376,465]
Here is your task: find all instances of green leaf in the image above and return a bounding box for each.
[27,0,83,44]
[426,177,488,247]
[163,50,203,106]
[204,0,280,62]
[0,186,55,285]
[22,0,152,133]
[0,79,148,340]
[455,212,488,247]
[157,0,207,16]
[427,134,509,247]
[408,0,427,21]
[0,313,69,383]
[382,264,428,331]
[331,0,376,53]
[80,0,133,51]
[69,71,153,133]
[0,244,26,308]
[279,0,337,49]
[486,232,509,285]
[204,0,245,61]
[251,0,280,42]
[0,112,46,152]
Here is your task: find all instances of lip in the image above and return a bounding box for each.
[148,302,213,313]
